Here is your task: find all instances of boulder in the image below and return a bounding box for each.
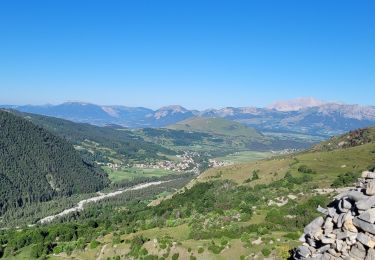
[363,171,375,179]
[366,248,375,260]
[366,180,375,195]
[324,217,334,234]
[349,244,367,260]
[353,217,375,234]
[358,208,375,223]
[304,217,324,236]
[336,190,368,202]
[356,196,375,211]
[295,245,310,258]
[357,232,375,248]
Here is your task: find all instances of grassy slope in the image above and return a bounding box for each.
[215,151,275,164]
[49,143,375,260]
[104,167,177,183]
[200,142,375,187]
[9,127,375,260]
[167,117,263,139]
[313,126,375,151]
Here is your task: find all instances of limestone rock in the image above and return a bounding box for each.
[363,171,375,179]
[304,217,324,236]
[294,168,375,259]
[358,208,375,224]
[366,180,375,195]
[349,244,367,260]
[366,248,375,260]
[353,217,375,234]
[357,232,375,248]
[356,196,375,211]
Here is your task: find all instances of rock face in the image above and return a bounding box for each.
[294,169,375,259]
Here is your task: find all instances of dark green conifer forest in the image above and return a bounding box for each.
[0,110,109,215]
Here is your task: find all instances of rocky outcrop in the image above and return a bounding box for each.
[294,169,375,259]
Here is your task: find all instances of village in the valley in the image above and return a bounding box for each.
[104,151,233,174]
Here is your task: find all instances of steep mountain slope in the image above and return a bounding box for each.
[150,105,194,127]
[13,111,175,163]
[312,126,375,151]
[0,110,109,215]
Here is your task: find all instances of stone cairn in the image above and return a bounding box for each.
[294,169,375,260]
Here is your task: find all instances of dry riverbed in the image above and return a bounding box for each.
[40,181,169,224]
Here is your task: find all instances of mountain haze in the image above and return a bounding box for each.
[268,97,326,111]
[3,99,375,136]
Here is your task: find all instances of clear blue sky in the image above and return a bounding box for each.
[0,0,374,109]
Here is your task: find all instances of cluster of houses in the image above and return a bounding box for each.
[101,151,239,175]
[134,151,201,172]
[101,151,205,174]
[208,159,233,168]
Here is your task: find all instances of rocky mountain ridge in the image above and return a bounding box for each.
[3,99,375,136]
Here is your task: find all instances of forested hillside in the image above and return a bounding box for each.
[14,111,175,162]
[2,126,375,259]
[0,110,109,215]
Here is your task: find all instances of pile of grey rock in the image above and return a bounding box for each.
[294,170,375,260]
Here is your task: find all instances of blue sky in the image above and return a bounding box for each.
[0,0,374,109]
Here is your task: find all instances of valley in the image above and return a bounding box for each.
[1,109,375,259]
[39,180,171,225]
[1,1,374,258]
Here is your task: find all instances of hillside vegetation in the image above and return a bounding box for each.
[312,126,375,151]
[13,111,175,163]
[0,110,108,215]
[168,117,262,139]
[2,126,375,259]
[165,117,315,153]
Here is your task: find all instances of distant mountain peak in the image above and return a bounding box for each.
[157,105,189,112]
[268,97,327,111]
[63,101,94,106]
[154,105,190,119]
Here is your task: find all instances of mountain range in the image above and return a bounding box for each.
[3,98,375,136]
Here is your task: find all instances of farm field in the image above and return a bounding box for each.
[215,151,274,164]
[103,166,178,183]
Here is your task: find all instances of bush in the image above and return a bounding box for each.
[220,238,228,246]
[298,165,316,174]
[331,172,360,188]
[208,241,224,254]
[284,232,300,240]
[198,247,204,254]
[30,243,47,259]
[90,240,100,249]
[172,253,179,260]
[261,247,271,257]
[252,170,260,181]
